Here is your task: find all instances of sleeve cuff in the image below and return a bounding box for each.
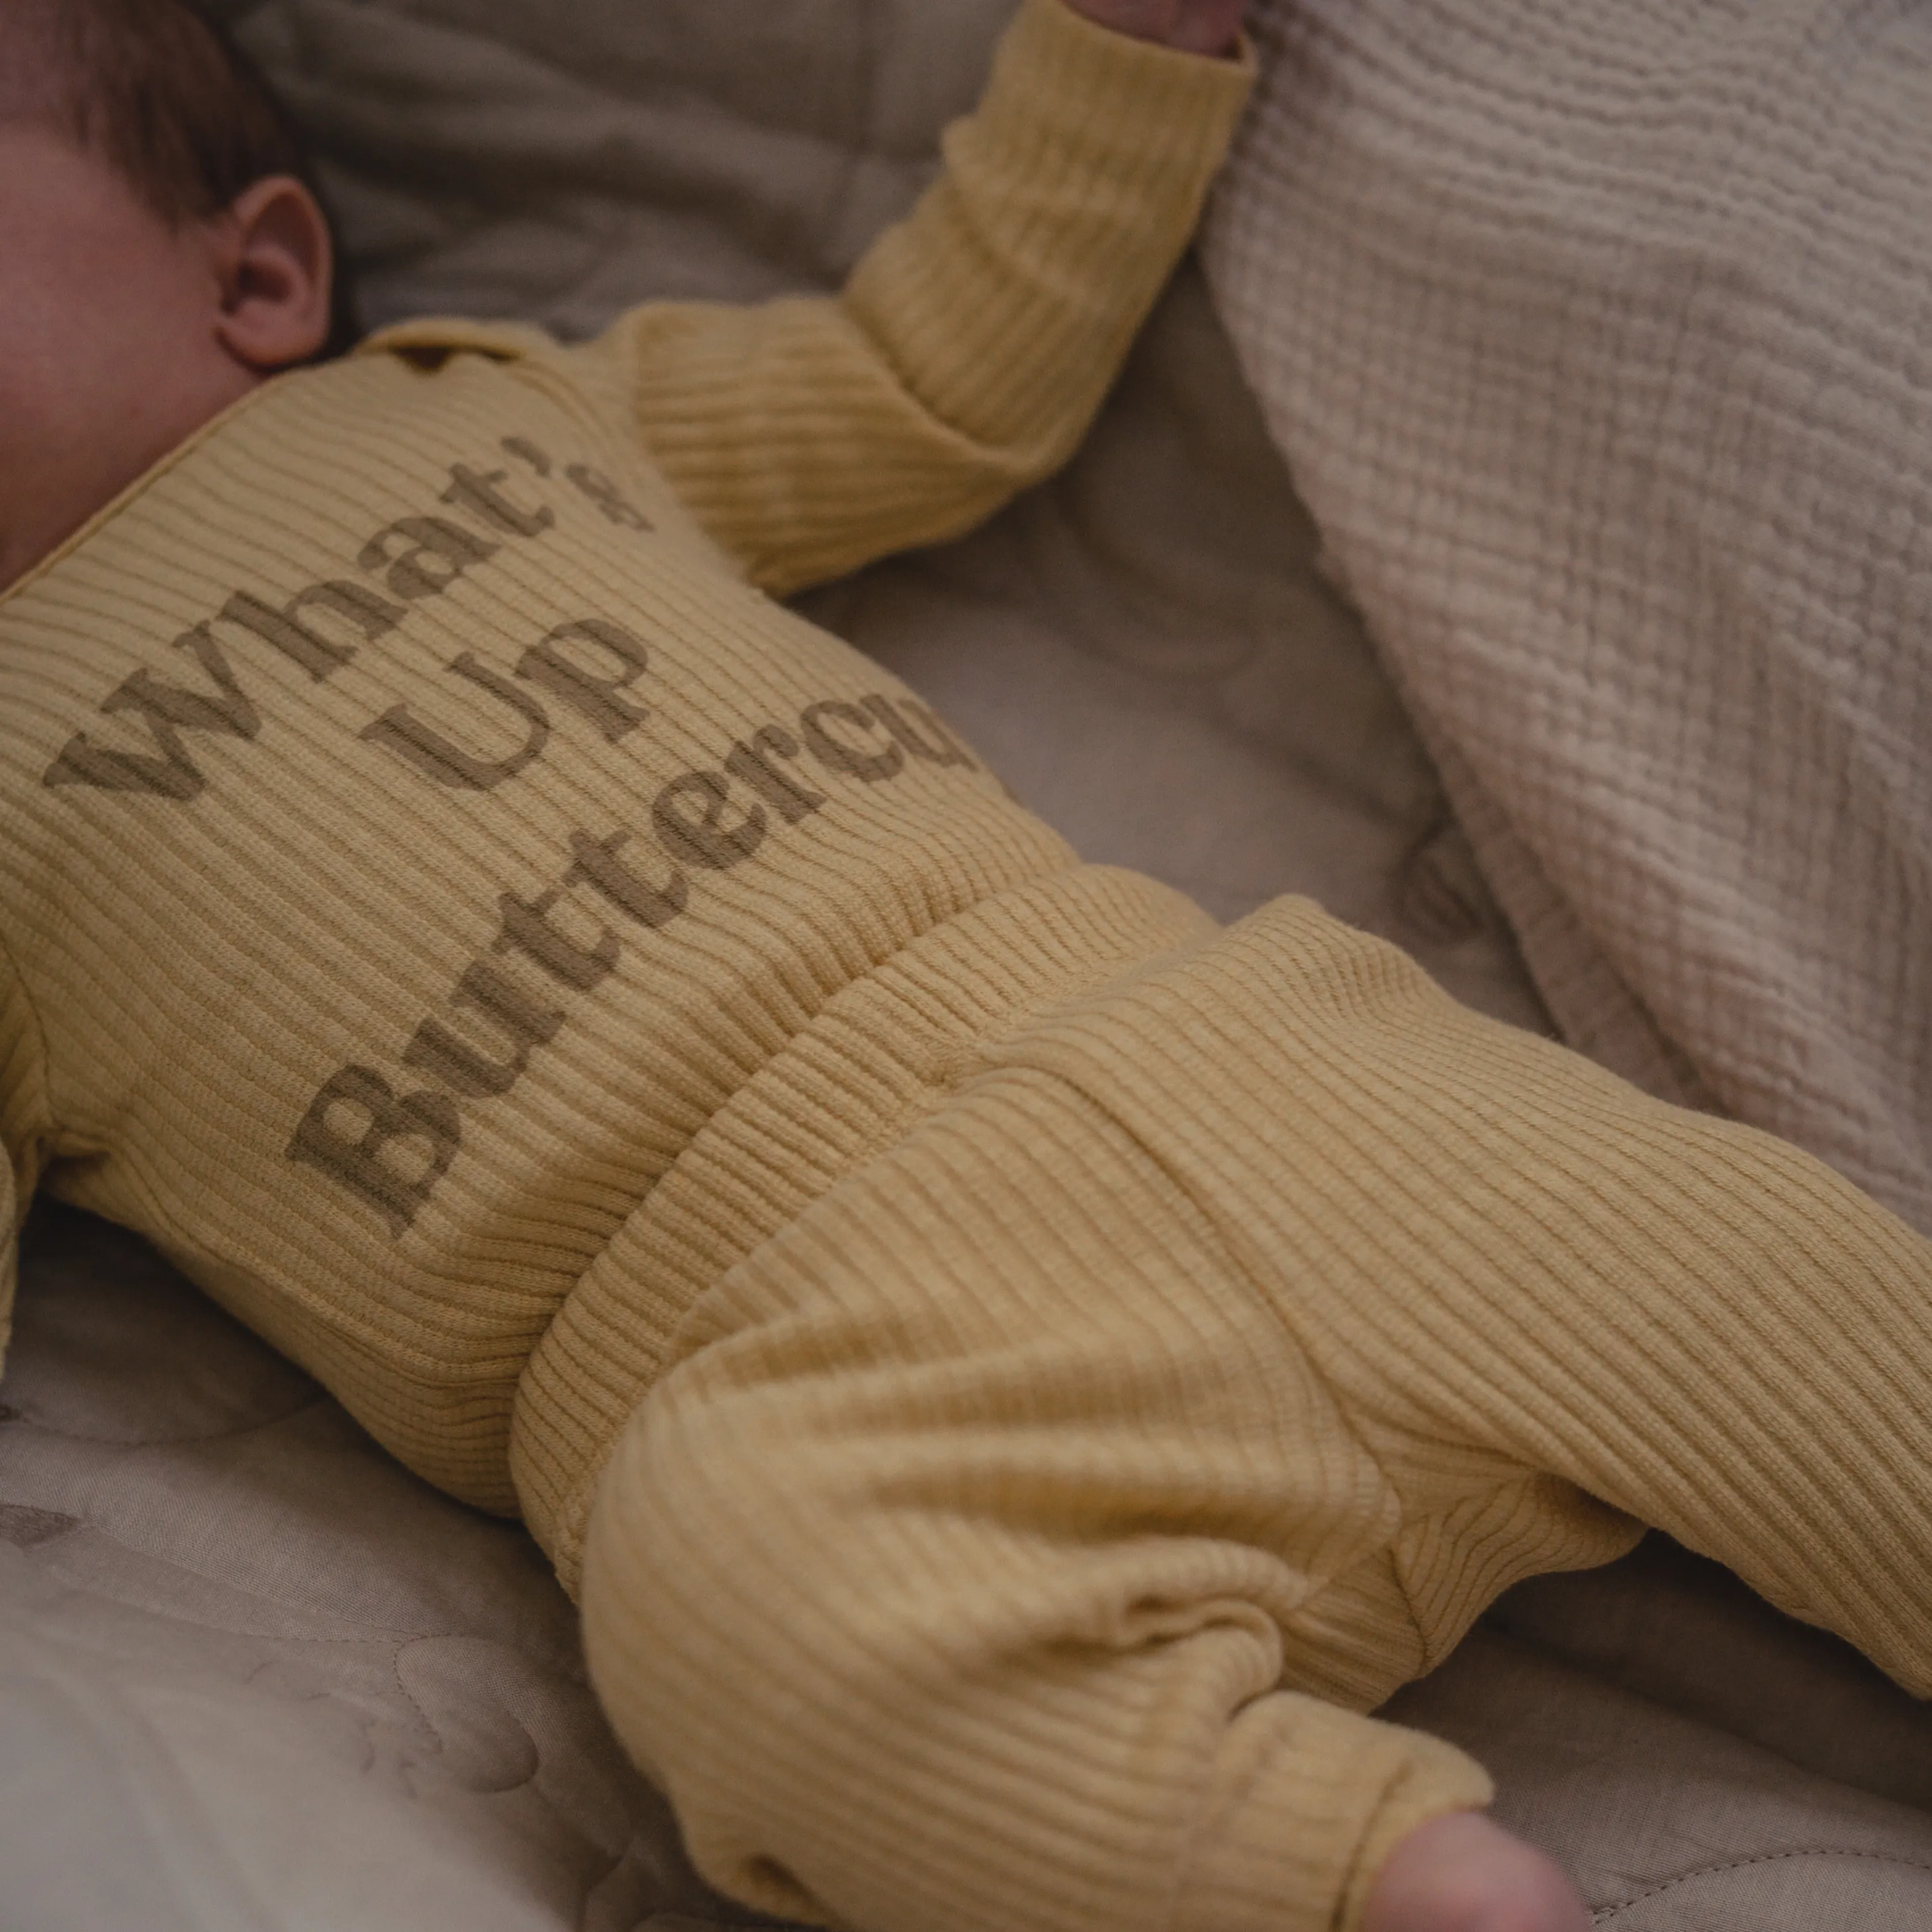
[1170,1694,1496,1932]
[991,0,1257,195]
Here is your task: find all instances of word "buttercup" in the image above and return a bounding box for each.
[287,686,978,1235]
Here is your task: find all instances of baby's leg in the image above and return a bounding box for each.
[582,1046,1532,1932]
[580,897,1932,1932]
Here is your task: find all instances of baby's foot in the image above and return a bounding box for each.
[1361,1811,1590,1932]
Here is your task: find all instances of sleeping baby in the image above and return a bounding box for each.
[8,3,1932,1929]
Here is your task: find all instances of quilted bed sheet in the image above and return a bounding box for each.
[5,1,1932,1925]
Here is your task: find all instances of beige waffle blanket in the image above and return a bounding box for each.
[1204,0,1932,1234]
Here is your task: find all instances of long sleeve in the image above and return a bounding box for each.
[578,0,1253,596]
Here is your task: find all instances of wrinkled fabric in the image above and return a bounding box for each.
[1207,0,1932,1233]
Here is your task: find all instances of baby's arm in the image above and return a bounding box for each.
[576,0,1252,598]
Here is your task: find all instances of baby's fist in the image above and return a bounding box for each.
[1060,0,1248,58]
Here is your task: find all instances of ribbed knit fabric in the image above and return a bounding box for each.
[6,6,1932,1931]
[580,896,1932,1932]
[0,0,1246,1485]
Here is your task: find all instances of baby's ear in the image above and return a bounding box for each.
[209,175,335,373]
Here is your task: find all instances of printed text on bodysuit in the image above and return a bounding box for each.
[40,434,984,1235]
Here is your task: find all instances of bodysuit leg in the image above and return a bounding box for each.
[578,896,1932,1932]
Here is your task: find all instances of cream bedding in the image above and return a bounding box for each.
[1204,0,1932,1236]
[5,0,1931,1924]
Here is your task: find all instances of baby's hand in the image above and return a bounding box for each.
[1060,0,1248,58]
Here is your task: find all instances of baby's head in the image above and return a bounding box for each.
[0,0,337,590]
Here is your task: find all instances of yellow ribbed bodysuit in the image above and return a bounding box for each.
[5,5,1932,1929]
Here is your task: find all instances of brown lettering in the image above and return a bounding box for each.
[441,464,555,539]
[400,961,564,1099]
[863,694,974,769]
[361,654,551,790]
[723,726,827,825]
[357,516,498,601]
[494,889,619,991]
[800,699,904,784]
[287,1066,461,1236]
[567,829,689,930]
[652,770,766,871]
[217,582,406,680]
[515,620,651,744]
[44,624,260,800]
[565,464,652,531]
[502,436,553,478]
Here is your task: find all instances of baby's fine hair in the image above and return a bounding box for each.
[0,0,306,225]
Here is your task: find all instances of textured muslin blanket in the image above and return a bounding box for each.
[1205,0,1932,1234]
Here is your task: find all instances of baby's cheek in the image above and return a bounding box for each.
[0,360,114,591]
[0,125,255,589]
